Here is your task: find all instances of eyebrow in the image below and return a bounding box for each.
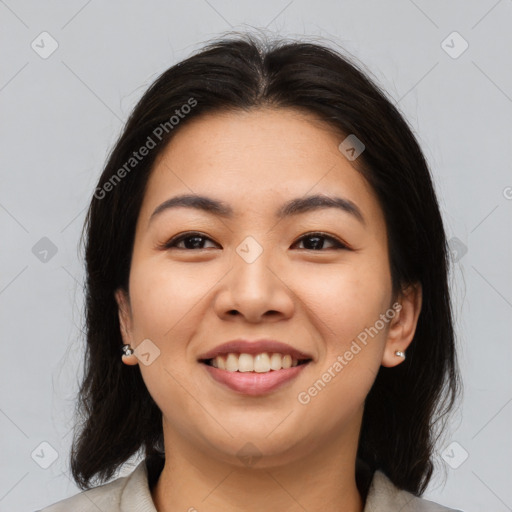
[149,193,365,226]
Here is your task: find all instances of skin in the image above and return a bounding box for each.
[115,107,422,512]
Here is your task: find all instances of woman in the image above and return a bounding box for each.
[39,32,463,511]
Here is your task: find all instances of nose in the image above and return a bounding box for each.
[213,241,295,324]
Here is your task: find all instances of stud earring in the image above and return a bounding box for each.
[394,350,406,359]
[122,344,134,358]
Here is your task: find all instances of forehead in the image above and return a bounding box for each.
[139,108,385,231]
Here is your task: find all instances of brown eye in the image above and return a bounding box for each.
[293,232,348,251]
[159,231,349,251]
[162,232,218,250]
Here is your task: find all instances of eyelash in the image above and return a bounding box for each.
[160,231,349,251]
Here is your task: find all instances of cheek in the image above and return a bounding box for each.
[293,258,391,346]
[126,261,208,429]
[128,259,210,338]
[295,271,390,424]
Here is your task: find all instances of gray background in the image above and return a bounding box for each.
[1,1,511,511]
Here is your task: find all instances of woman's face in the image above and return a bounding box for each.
[116,107,419,467]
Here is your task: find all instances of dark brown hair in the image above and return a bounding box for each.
[71,31,462,496]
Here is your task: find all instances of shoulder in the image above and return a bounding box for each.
[37,475,128,512]
[37,459,154,512]
[365,470,464,512]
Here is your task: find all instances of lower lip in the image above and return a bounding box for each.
[201,362,309,396]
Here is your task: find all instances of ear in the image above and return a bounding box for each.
[114,288,138,366]
[381,282,422,368]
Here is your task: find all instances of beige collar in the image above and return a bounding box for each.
[117,459,456,512]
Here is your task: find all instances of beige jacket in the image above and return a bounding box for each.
[38,458,462,512]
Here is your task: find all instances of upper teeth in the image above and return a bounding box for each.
[210,352,300,372]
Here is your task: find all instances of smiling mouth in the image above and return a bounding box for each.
[199,353,313,373]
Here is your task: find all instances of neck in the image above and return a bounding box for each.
[151,418,365,512]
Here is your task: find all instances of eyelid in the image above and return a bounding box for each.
[293,231,349,250]
[157,231,218,250]
[159,231,350,251]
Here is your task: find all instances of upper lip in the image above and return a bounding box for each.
[197,339,314,362]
